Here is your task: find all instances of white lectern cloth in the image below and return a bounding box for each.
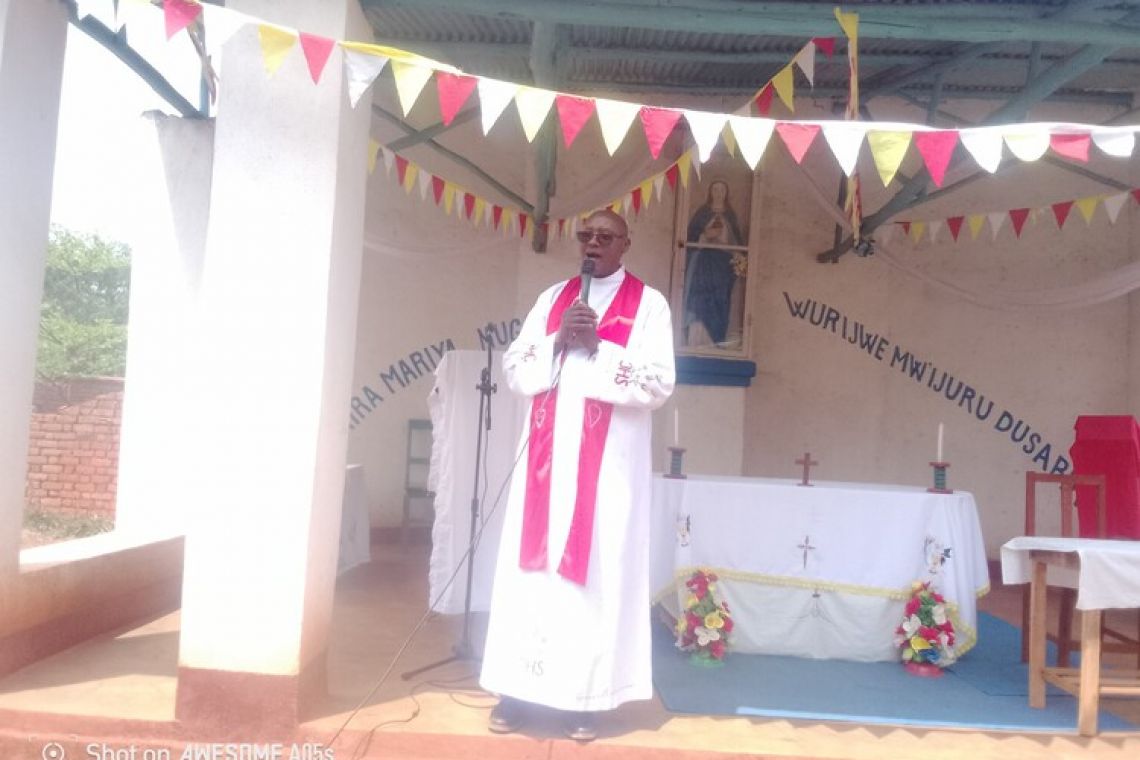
[1001,535,1140,610]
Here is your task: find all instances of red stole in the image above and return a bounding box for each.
[519,271,645,585]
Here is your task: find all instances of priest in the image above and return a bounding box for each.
[479,209,676,742]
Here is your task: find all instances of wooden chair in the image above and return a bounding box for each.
[400,418,435,544]
[1020,472,1140,668]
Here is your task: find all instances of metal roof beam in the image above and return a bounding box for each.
[529,21,563,252]
[385,108,480,151]
[365,0,1140,46]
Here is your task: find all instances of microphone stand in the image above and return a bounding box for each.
[402,326,497,680]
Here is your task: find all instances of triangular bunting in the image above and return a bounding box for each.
[595,98,642,155]
[1009,208,1030,238]
[403,164,419,194]
[678,149,695,187]
[298,33,335,84]
[775,122,821,164]
[946,216,964,241]
[381,147,395,176]
[928,220,942,243]
[913,130,958,187]
[721,123,737,157]
[555,95,596,149]
[653,173,665,201]
[665,164,680,190]
[639,178,654,208]
[632,187,643,214]
[464,193,476,220]
[834,10,859,42]
[1074,195,1100,224]
[821,122,866,177]
[493,205,504,230]
[391,61,434,116]
[967,214,986,240]
[436,73,478,126]
[1050,133,1091,163]
[474,198,486,227]
[910,221,926,242]
[900,222,911,237]
[1104,192,1129,224]
[443,182,457,215]
[257,24,297,77]
[812,37,836,57]
[1003,131,1050,162]
[477,78,519,135]
[754,84,775,116]
[794,42,816,85]
[1051,200,1073,228]
[431,176,445,205]
[729,116,776,170]
[1092,129,1135,158]
[342,46,389,107]
[987,212,1006,240]
[395,155,409,186]
[367,140,381,174]
[960,128,1004,173]
[770,66,796,112]
[201,3,247,58]
[515,86,557,142]
[417,170,432,201]
[639,107,683,160]
[866,130,912,187]
[678,111,725,163]
[164,0,201,39]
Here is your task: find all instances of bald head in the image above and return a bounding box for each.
[585,209,629,236]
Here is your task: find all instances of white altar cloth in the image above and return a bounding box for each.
[651,474,991,661]
[1001,535,1140,610]
[427,350,527,614]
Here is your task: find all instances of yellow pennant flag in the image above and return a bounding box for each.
[403,163,419,194]
[910,220,926,242]
[867,131,913,187]
[391,60,434,116]
[473,197,486,227]
[835,9,860,42]
[367,140,381,174]
[721,123,737,157]
[676,150,693,188]
[258,25,297,77]
[771,65,796,112]
[443,182,457,215]
[639,178,654,209]
[967,214,986,240]
[514,86,557,142]
[1075,195,1100,225]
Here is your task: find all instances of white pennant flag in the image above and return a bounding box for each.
[988,211,1007,240]
[477,78,519,135]
[960,128,1004,173]
[683,110,729,162]
[1103,191,1129,223]
[728,116,776,170]
[514,86,557,142]
[821,122,867,177]
[928,219,942,244]
[653,173,665,202]
[1092,128,1136,158]
[343,49,390,108]
[417,169,433,201]
[794,42,816,85]
[1003,130,1050,162]
[594,98,642,155]
[202,4,250,59]
[380,147,395,176]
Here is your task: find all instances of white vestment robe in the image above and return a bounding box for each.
[479,267,675,711]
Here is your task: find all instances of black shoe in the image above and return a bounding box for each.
[488,696,525,734]
[562,711,597,742]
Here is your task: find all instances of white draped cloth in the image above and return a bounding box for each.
[479,267,676,711]
[1001,535,1140,610]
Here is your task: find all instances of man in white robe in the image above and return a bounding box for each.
[480,209,675,741]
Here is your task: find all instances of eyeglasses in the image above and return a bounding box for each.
[575,229,624,245]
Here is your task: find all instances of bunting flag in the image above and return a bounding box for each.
[257,24,297,77]
[436,73,479,126]
[555,95,596,149]
[477,78,518,134]
[1004,131,1050,162]
[342,44,389,107]
[867,130,912,187]
[684,110,729,162]
[164,0,201,39]
[1050,133,1091,163]
[794,42,817,85]
[640,108,683,160]
[754,85,775,116]
[960,128,1004,173]
[776,122,820,164]
[391,61,435,116]
[770,66,796,112]
[515,86,557,142]
[892,185,1140,246]
[912,130,958,187]
[201,3,247,59]
[367,139,381,174]
[729,115,776,170]
[812,37,836,57]
[821,122,865,177]
[595,98,641,155]
[298,33,335,84]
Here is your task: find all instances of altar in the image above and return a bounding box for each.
[651,474,991,662]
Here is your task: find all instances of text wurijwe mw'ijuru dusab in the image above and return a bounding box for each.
[348,319,522,428]
[782,292,1070,474]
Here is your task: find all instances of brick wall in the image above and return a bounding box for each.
[25,377,123,519]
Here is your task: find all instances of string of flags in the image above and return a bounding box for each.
[885,188,1140,245]
[81,1,1140,217]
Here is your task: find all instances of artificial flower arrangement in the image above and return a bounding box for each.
[674,568,734,664]
[895,580,957,674]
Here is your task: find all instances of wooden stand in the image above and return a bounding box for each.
[665,447,687,479]
[927,461,953,494]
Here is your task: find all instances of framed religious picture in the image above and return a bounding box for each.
[670,152,761,358]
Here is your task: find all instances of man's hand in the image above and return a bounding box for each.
[556,300,599,354]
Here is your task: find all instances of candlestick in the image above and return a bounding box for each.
[665,447,687,479]
[673,408,680,447]
[927,461,953,494]
[937,423,944,462]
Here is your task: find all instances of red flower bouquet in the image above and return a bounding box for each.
[894,581,956,673]
[674,569,733,665]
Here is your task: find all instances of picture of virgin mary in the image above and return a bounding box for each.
[683,179,746,348]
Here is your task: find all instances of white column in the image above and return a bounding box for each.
[175,0,371,733]
[0,0,68,575]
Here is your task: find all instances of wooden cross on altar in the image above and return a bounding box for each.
[795,451,818,487]
[797,535,816,570]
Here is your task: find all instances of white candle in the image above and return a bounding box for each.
[937,422,944,462]
[673,408,680,446]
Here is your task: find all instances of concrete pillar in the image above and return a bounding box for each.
[114,114,214,538]
[0,0,68,575]
[174,0,372,737]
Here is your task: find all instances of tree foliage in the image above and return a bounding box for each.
[36,226,132,379]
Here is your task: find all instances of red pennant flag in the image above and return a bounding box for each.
[164,0,201,40]
[913,131,959,188]
[900,222,911,236]
[492,205,504,230]
[395,155,409,186]
[775,122,821,164]
[946,216,964,241]
[1132,189,1140,205]
[464,192,476,219]
[1009,208,1030,238]
[1051,200,1074,228]
[665,164,679,190]
[811,37,836,57]
[558,218,566,238]
[436,73,478,126]
[431,176,445,205]
[555,95,596,149]
[519,213,529,238]
[1050,133,1091,163]
[754,84,775,116]
[298,33,335,84]
[639,107,683,160]
[631,187,643,214]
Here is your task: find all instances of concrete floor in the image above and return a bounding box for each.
[1,541,1139,759]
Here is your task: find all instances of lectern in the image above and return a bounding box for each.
[1070,415,1140,539]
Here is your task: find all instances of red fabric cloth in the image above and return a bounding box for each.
[1070,415,1140,538]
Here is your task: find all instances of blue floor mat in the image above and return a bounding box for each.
[653,613,1135,732]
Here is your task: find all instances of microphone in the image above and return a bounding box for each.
[579,257,596,304]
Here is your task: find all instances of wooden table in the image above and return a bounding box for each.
[1003,537,1140,736]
